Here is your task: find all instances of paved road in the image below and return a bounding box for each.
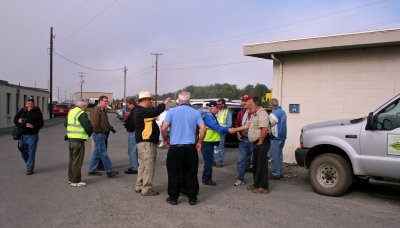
[1,114,399,227]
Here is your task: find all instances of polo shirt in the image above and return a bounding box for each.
[248,107,270,143]
[164,104,204,145]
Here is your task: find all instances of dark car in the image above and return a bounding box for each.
[53,104,69,117]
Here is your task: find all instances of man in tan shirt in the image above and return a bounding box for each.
[232,96,270,193]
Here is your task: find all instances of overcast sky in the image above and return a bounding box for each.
[1,0,400,100]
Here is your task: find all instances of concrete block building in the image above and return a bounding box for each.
[0,80,50,128]
[244,28,400,163]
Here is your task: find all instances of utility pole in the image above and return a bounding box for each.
[57,86,60,103]
[49,27,54,118]
[151,53,162,105]
[123,66,127,110]
[64,90,67,101]
[79,72,85,100]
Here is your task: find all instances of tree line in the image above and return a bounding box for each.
[157,83,270,101]
[118,83,271,105]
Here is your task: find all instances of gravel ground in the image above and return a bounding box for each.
[1,114,399,228]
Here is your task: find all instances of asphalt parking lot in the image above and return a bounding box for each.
[1,114,400,228]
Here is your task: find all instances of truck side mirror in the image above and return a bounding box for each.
[365,112,374,131]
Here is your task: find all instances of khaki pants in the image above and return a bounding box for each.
[68,139,85,183]
[135,142,157,194]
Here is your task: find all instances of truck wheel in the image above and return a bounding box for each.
[309,153,352,196]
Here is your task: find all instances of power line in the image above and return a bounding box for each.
[59,0,120,43]
[54,0,89,27]
[54,50,123,71]
[161,60,264,71]
[158,0,391,54]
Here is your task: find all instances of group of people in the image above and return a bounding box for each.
[14,90,287,206]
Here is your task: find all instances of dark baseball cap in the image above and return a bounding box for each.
[27,96,35,102]
[208,101,218,107]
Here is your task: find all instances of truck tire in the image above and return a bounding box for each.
[309,153,352,196]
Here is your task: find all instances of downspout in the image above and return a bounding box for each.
[271,54,283,103]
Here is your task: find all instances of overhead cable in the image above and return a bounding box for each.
[59,0,119,43]
[54,51,123,72]
[54,0,89,27]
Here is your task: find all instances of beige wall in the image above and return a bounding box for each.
[74,92,113,103]
[0,84,50,128]
[272,46,400,163]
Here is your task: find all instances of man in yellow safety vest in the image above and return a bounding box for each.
[66,100,93,187]
[215,98,232,167]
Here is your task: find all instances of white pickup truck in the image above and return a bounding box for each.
[295,93,400,196]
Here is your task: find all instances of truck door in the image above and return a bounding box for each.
[359,97,400,178]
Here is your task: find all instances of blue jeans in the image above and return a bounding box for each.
[216,133,227,164]
[237,139,254,181]
[270,139,285,177]
[128,132,138,171]
[201,142,218,182]
[19,134,39,171]
[88,133,113,173]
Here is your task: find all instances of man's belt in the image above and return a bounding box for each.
[170,144,194,148]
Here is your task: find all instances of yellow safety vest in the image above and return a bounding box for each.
[67,107,89,140]
[202,112,221,142]
[217,109,229,126]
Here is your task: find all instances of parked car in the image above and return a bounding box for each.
[225,104,243,146]
[295,93,400,196]
[116,108,126,120]
[116,108,131,121]
[53,104,69,117]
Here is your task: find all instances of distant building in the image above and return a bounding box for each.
[0,80,50,128]
[74,92,113,107]
[244,28,400,163]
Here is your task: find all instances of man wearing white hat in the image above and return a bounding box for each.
[134,91,171,196]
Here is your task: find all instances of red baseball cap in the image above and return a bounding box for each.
[242,94,253,102]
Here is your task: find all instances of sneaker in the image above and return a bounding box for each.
[166,197,178,205]
[141,190,159,196]
[215,163,224,168]
[106,171,119,178]
[70,182,87,187]
[203,180,217,186]
[124,169,138,174]
[88,171,102,176]
[252,187,269,194]
[135,188,141,193]
[26,170,34,175]
[234,180,244,186]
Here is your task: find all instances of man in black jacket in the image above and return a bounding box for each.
[123,98,138,174]
[134,91,171,196]
[14,96,44,175]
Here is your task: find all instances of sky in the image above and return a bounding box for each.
[1,0,400,100]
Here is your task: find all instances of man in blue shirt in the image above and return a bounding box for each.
[162,91,206,206]
[268,98,287,180]
[201,101,234,186]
